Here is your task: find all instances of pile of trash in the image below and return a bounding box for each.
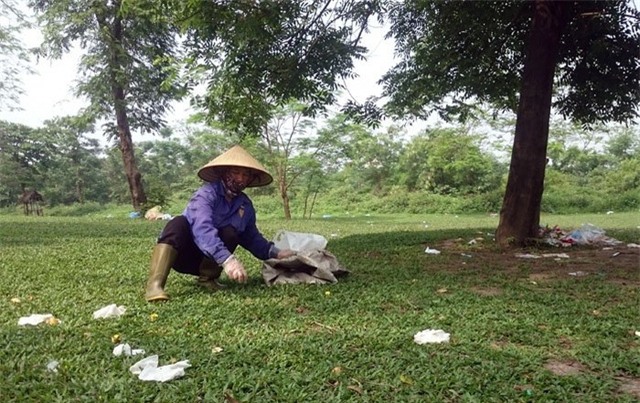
[539,223,623,247]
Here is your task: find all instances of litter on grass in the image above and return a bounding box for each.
[414,329,450,344]
[515,254,541,259]
[539,223,623,247]
[93,304,126,319]
[424,247,441,255]
[516,253,570,259]
[113,343,145,357]
[18,314,60,326]
[129,355,191,382]
[46,360,59,372]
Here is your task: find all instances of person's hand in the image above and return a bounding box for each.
[277,249,296,259]
[222,255,248,283]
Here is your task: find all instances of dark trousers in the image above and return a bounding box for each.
[157,215,239,276]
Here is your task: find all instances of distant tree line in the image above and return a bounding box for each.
[1,111,637,216]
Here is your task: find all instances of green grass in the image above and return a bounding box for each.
[0,213,638,402]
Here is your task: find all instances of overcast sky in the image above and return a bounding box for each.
[0,21,399,138]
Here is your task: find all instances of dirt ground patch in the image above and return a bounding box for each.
[544,359,587,376]
[433,239,640,285]
[617,376,640,399]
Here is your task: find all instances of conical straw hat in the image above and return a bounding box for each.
[197,145,273,187]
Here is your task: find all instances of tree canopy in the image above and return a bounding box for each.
[176,0,383,134]
[0,0,33,111]
[383,0,639,124]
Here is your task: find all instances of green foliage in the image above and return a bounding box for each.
[178,0,383,134]
[0,0,33,110]
[32,0,186,137]
[401,128,505,195]
[383,0,640,125]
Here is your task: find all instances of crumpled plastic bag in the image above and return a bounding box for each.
[129,355,191,382]
[562,223,622,246]
[93,304,126,319]
[273,230,327,252]
[113,343,145,357]
[46,360,59,372]
[414,329,450,344]
[18,314,59,326]
[263,231,349,286]
[263,249,349,286]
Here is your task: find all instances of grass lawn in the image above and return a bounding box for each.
[0,212,638,402]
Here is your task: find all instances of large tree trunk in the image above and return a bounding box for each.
[496,1,571,247]
[105,10,147,211]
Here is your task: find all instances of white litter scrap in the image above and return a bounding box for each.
[18,314,55,326]
[93,304,126,319]
[515,254,541,259]
[424,247,441,255]
[542,253,570,259]
[516,253,570,259]
[113,343,145,357]
[628,243,640,248]
[414,329,450,344]
[46,360,59,372]
[129,355,191,382]
[568,271,588,277]
[635,331,640,337]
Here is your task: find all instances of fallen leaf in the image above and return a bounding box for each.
[45,316,61,326]
[224,391,240,403]
[331,366,343,375]
[149,313,159,321]
[212,346,223,354]
[10,297,21,304]
[400,374,414,385]
[436,288,448,294]
[347,385,363,394]
[111,334,121,344]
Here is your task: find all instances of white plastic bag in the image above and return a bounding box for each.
[414,329,450,344]
[93,304,126,319]
[273,230,327,252]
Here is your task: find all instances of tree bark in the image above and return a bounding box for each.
[496,1,571,247]
[280,178,292,220]
[104,9,147,211]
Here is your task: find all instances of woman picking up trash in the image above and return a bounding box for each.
[145,145,295,302]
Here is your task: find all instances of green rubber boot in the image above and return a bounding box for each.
[197,258,226,291]
[145,244,177,302]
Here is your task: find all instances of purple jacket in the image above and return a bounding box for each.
[182,181,277,264]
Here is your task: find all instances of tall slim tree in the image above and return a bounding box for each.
[382,0,639,246]
[30,0,185,210]
[0,0,33,110]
